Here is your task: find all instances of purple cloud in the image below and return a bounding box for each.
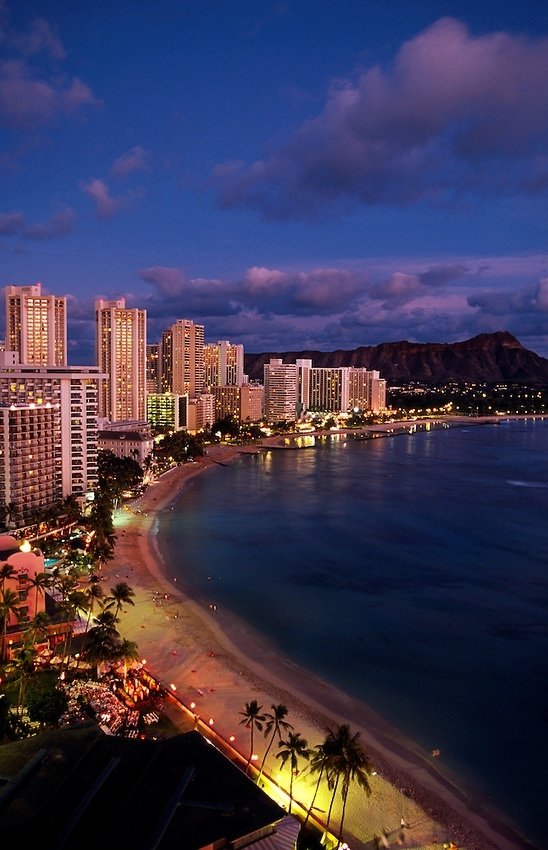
[11,17,65,60]
[139,264,366,320]
[23,207,76,239]
[0,7,99,132]
[80,179,142,219]
[0,211,24,235]
[0,60,98,130]
[212,18,548,219]
[110,146,148,179]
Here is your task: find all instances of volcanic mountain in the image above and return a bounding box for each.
[244,332,548,385]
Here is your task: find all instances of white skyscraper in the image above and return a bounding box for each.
[5,283,67,366]
[263,358,298,422]
[95,299,147,422]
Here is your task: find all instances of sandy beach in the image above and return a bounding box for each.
[101,418,538,850]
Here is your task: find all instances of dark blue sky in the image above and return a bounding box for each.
[2,0,548,363]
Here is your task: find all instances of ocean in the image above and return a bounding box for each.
[158,419,548,847]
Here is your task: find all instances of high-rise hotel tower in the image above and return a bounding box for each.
[5,283,67,366]
[160,319,204,397]
[95,299,147,423]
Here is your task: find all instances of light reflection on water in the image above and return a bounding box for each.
[161,420,548,845]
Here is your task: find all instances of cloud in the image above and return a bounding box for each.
[11,17,65,59]
[535,278,548,311]
[212,18,548,219]
[80,179,142,219]
[0,210,24,234]
[61,253,548,363]
[370,263,468,304]
[0,61,98,129]
[133,255,548,358]
[23,207,76,239]
[0,8,99,131]
[139,264,366,322]
[110,146,148,179]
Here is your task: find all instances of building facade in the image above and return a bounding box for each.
[347,368,387,414]
[147,392,187,432]
[5,283,67,367]
[95,299,147,423]
[0,357,104,500]
[213,384,264,423]
[0,402,62,521]
[161,319,205,398]
[263,359,298,422]
[204,340,245,389]
[146,343,161,394]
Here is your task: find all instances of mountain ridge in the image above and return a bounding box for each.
[244,331,548,385]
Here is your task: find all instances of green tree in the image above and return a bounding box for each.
[211,415,240,440]
[276,731,311,814]
[24,611,51,648]
[323,724,373,845]
[239,699,265,775]
[0,562,17,593]
[0,588,21,663]
[302,731,339,832]
[154,430,204,468]
[26,687,68,725]
[114,638,140,673]
[335,726,373,846]
[28,571,52,616]
[84,610,121,673]
[8,646,38,713]
[2,502,21,529]
[97,450,143,504]
[258,703,293,782]
[105,582,135,619]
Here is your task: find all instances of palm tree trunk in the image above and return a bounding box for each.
[288,770,294,814]
[258,731,275,781]
[324,775,339,840]
[303,767,324,830]
[338,785,349,847]
[246,725,254,774]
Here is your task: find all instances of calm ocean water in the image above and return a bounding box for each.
[159,419,548,846]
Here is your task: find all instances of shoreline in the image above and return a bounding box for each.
[103,417,539,850]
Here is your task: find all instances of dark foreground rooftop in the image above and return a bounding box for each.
[0,723,291,850]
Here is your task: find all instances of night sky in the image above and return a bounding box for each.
[2,0,548,364]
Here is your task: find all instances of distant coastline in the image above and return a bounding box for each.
[253,413,546,450]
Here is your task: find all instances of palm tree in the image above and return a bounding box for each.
[239,699,265,775]
[74,581,105,672]
[83,581,105,634]
[3,502,21,529]
[105,582,135,619]
[322,724,373,846]
[84,610,121,673]
[114,638,140,675]
[28,571,52,616]
[302,730,339,831]
[25,611,51,649]
[258,703,293,782]
[276,731,311,814]
[8,645,37,713]
[0,588,22,663]
[335,727,373,847]
[0,562,17,593]
[58,588,87,673]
